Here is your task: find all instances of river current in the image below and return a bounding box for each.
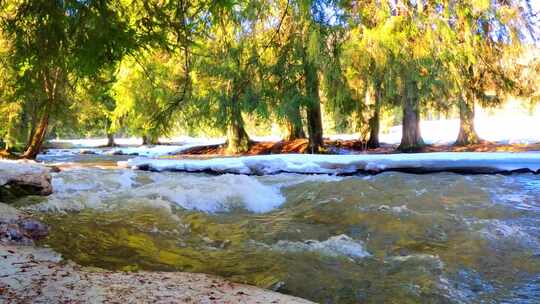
[13,155,540,303]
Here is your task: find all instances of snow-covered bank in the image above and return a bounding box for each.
[123,152,540,175]
[43,145,190,158]
[43,137,225,159]
[0,160,53,198]
[43,141,224,158]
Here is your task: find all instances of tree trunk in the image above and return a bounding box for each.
[398,81,424,152]
[367,85,382,149]
[283,107,306,141]
[5,118,20,153]
[455,94,480,146]
[226,95,250,154]
[22,112,49,159]
[106,133,116,147]
[304,61,323,153]
[25,110,38,152]
[142,133,159,145]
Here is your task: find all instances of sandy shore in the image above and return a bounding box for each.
[0,243,313,304]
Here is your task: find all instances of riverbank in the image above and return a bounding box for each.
[177,139,540,156]
[0,243,312,303]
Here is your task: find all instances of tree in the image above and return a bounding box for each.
[112,51,182,144]
[345,8,392,148]
[0,0,134,158]
[442,0,536,146]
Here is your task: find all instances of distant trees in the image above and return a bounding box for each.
[444,0,532,146]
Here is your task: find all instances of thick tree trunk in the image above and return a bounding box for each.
[455,94,480,146]
[106,133,116,147]
[283,107,306,141]
[22,112,49,159]
[367,86,382,149]
[304,61,323,153]
[398,82,424,152]
[306,104,323,153]
[22,69,60,159]
[226,95,250,154]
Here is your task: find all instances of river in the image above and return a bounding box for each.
[12,154,540,303]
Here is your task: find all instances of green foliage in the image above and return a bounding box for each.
[111,51,183,140]
[0,0,538,154]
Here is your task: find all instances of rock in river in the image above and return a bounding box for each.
[0,160,53,201]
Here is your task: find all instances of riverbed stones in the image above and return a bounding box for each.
[0,203,48,245]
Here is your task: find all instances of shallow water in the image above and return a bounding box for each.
[18,156,540,303]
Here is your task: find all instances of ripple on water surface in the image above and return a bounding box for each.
[15,168,540,304]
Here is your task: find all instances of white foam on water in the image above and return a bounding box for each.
[31,169,319,214]
[50,168,135,193]
[472,219,540,253]
[258,173,343,188]
[386,254,444,269]
[271,234,371,259]
[134,174,285,213]
[478,220,531,240]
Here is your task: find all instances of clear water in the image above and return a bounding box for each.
[18,156,540,303]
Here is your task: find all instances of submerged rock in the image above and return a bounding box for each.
[0,203,48,245]
[272,234,371,259]
[0,160,53,201]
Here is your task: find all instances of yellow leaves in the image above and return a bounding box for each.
[497,6,518,24]
[471,0,490,14]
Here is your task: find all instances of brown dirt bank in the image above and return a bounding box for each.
[175,139,540,157]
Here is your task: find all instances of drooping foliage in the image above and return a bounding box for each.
[0,0,538,157]
[0,0,135,157]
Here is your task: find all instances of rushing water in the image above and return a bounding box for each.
[15,156,540,303]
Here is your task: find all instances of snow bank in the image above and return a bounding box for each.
[44,137,225,159]
[0,160,53,196]
[49,137,141,147]
[42,142,223,159]
[123,152,540,175]
[0,243,313,304]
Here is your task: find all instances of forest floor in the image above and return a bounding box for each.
[174,138,540,157]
